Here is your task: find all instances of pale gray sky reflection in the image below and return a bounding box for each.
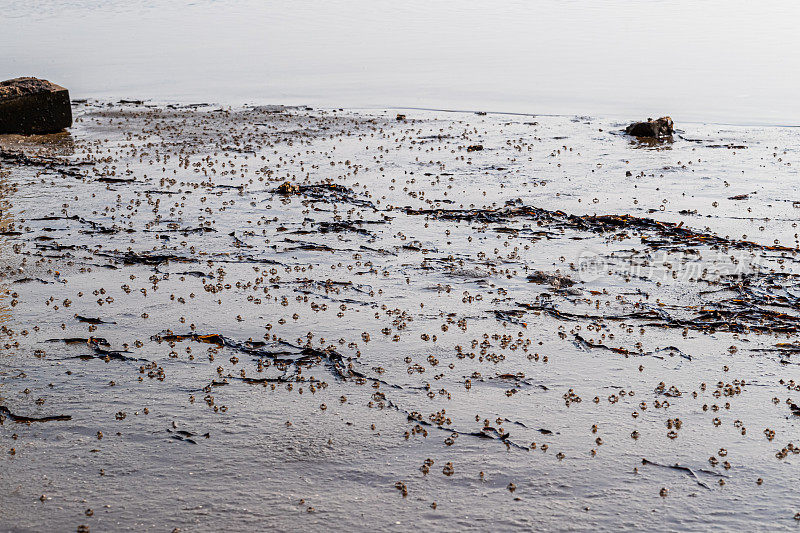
[3,0,799,124]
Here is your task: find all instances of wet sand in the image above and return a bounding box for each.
[1,102,800,531]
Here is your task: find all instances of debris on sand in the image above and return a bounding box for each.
[2,102,798,530]
[0,405,72,423]
[526,271,576,289]
[276,181,300,194]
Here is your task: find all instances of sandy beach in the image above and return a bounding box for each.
[0,101,799,530]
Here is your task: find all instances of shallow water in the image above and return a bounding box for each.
[1,103,800,531]
[3,1,800,124]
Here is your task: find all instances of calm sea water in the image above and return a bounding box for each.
[3,1,800,125]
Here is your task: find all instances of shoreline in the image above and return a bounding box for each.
[61,97,800,129]
[1,103,800,530]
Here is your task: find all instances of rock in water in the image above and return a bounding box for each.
[0,77,72,134]
[625,116,674,138]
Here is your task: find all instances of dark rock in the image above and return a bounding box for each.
[0,77,72,134]
[625,116,673,138]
